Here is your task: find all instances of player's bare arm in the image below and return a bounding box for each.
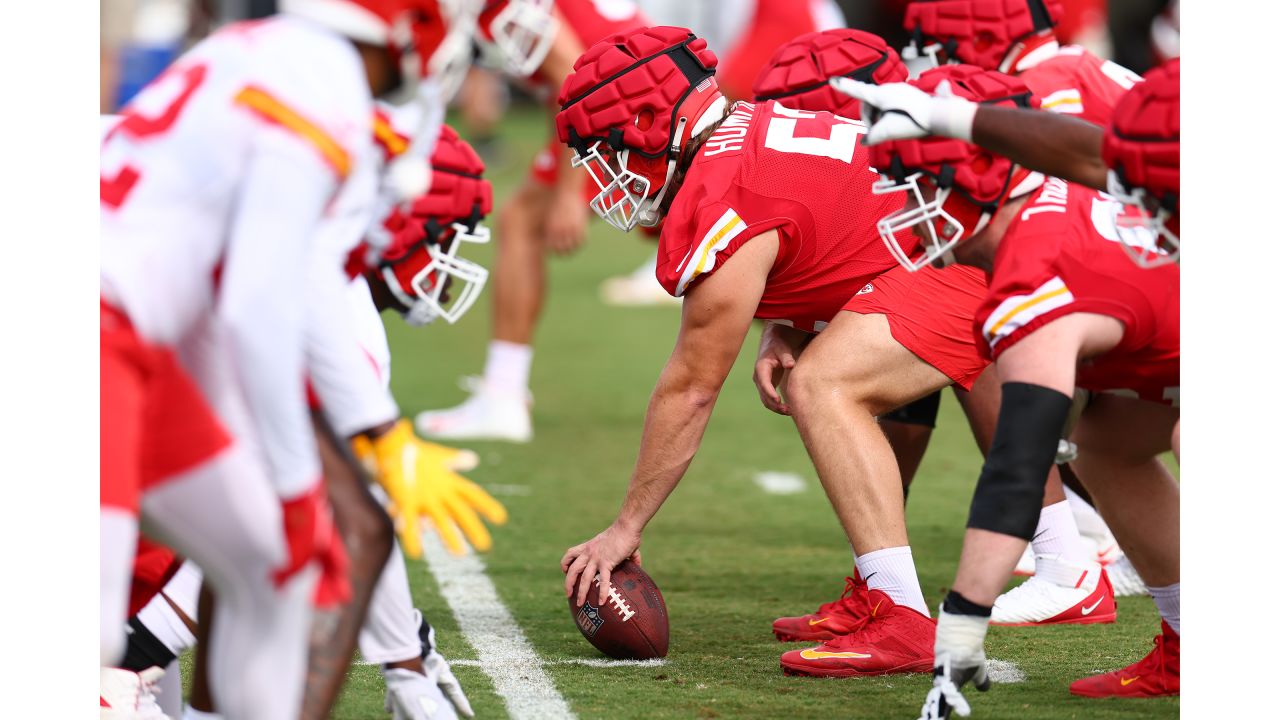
[561,232,779,606]
[971,106,1108,192]
[539,9,590,254]
[753,321,812,416]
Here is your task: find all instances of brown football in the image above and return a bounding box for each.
[568,560,669,660]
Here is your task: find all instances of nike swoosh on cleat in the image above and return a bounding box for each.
[807,618,831,626]
[1081,598,1105,615]
[799,648,872,660]
[1120,676,1140,686]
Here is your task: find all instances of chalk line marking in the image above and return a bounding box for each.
[986,659,1026,684]
[420,532,575,719]
[482,483,532,496]
[451,658,668,669]
[753,471,807,495]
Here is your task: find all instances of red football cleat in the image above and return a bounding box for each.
[1069,621,1179,698]
[772,573,872,642]
[779,589,935,677]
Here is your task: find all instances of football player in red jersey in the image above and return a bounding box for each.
[554,25,1024,678]
[854,67,1179,716]
[753,28,1116,643]
[415,0,651,443]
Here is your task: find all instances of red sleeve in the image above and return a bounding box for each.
[656,201,783,297]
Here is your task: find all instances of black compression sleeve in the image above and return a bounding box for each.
[880,390,942,428]
[966,382,1072,540]
[120,616,178,671]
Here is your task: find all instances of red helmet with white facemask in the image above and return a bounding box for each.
[477,0,558,77]
[901,0,1063,75]
[868,65,1043,270]
[281,0,481,101]
[1102,59,1180,268]
[752,28,908,117]
[555,26,726,232]
[350,123,493,325]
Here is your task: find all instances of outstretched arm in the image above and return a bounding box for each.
[560,232,780,605]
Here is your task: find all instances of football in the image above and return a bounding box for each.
[568,560,669,660]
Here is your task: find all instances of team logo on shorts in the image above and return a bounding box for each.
[576,601,605,638]
[857,283,874,296]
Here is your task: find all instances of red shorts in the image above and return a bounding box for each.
[842,264,990,390]
[128,537,182,617]
[101,300,232,514]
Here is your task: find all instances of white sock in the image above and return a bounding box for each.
[1149,582,1180,635]
[182,707,222,720]
[1063,485,1110,540]
[855,546,928,616]
[483,340,533,396]
[1031,500,1093,564]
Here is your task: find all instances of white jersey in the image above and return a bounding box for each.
[100,16,374,498]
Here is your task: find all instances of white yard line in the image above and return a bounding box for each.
[420,532,576,720]
[451,658,668,669]
[985,659,1026,684]
[752,471,807,495]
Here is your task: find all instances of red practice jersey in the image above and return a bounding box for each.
[1019,45,1140,126]
[976,177,1180,405]
[556,0,647,57]
[656,100,906,332]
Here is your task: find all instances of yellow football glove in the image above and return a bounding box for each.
[355,419,508,558]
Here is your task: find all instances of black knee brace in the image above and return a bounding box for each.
[880,390,942,428]
[120,616,178,672]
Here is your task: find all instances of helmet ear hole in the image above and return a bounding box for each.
[635,108,655,131]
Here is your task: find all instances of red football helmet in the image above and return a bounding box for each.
[752,29,908,117]
[1102,59,1180,268]
[556,26,726,232]
[869,65,1043,270]
[351,123,493,325]
[477,0,558,77]
[901,0,1063,75]
[281,0,481,101]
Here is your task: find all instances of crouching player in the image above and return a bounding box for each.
[850,66,1178,715]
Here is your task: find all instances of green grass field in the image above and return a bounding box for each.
[326,106,1178,719]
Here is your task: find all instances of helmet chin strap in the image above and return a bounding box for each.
[636,93,728,227]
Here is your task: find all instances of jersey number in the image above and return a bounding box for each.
[763,105,866,163]
[101,64,208,209]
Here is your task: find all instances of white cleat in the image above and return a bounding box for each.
[1013,543,1035,576]
[384,668,459,720]
[992,554,1117,626]
[599,255,681,307]
[1104,554,1150,597]
[101,666,171,720]
[415,377,532,443]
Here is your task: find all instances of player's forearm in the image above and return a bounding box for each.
[951,528,1033,605]
[972,106,1108,190]
[614,367,722,534]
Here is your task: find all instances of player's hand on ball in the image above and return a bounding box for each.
[363,419,508,558]
[920,610,992,719]
[561,523,643,607]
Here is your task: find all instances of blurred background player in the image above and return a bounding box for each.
[118,122,502,720]
[846,66,1179,716]
[414,0,643,442]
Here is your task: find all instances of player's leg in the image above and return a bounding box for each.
[415,180,548,443]
[141,446,312,720]
[778,310,943,676]
[878,390,941,497]
[1066,394,1180,697]
[300,413,395,720]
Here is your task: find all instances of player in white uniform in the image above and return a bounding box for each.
[100,2,482,718]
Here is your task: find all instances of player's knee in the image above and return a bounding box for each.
[786,360,834,418]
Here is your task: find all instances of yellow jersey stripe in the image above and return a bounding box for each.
[987,285,1071,338]
[690,214,743,279]
[373,114,409,158]
[235,86,351,178]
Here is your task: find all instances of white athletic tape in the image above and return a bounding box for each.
[752,471,807,495]
[985,659,1026,684]
[420,532,576,719]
